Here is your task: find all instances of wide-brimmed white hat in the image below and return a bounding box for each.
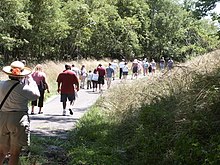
[2,61,32,77]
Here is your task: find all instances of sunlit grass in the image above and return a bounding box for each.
[67,50,220,164]
[1,50,220,164]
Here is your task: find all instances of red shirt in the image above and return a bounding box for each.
[57,70,79,94]
[97,66,106,76]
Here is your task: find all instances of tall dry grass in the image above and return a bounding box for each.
[97,50,220,119]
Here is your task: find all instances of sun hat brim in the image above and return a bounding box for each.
[2,66,32,77]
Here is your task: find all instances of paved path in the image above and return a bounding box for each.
[29,75,147,139]
[29,89,100,139]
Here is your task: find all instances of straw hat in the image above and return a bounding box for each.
[2,61,32,77]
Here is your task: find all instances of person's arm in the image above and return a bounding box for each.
[74,75,80,91]
[112,68,115,78]
[43,76,50,93]
[57,82,61,93]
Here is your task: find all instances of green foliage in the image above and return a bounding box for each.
[0,0,219,62]
[67,108,125,165]
[0,0,31,60]
[66,55,220,164]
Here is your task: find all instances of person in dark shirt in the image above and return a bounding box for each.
[57,64,79,116]
[96,64,106,92]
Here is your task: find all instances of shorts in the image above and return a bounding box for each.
[98,76,105,85]
[60,93,75,102]
[133,66,138,73]
[123,71,128,75]
[0,111,30,147]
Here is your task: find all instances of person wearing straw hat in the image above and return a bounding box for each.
[0,61,40,165]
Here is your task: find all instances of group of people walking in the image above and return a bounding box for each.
[71,63,115,92]
[0,57,174,164]
[119,57,174,80]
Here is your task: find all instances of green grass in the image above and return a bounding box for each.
[64,68,220,164]
[64,51,220,164]
[20,50,220,164]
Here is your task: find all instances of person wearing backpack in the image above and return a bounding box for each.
[143,58,149,76]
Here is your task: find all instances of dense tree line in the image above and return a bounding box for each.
[0,0,219,64]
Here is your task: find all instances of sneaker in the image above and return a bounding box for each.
[63,110,66,116]
[69,109,73,115]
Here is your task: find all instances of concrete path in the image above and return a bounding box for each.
[29,75,146,139]
[29,89,100,139]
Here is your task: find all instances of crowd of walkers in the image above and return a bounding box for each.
[71,57,174,92]
[0,57,174,164]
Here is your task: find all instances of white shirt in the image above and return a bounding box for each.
[122,65,129,72]
[87,73,93,81]
[72,67,80,77]
[111,62,118,71]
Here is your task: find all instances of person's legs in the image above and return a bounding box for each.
[0,144,9,165]
[119,68,122,79]
[68,101,74,115]
[99,83,101,91]
[92,81,95,92]
[89,80,92,89]
[61,94,67,116]
[31,100,37,114]
[87,80,89,89]
[62,102,67,110]
[81,77,86,89]
[107,78,111,89]
[62,101,67,115]
[8,145,22,165]
[38,90,45,114]
[68,94,75,115]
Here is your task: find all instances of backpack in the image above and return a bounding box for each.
[144,62,149,68]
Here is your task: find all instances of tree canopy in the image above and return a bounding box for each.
[0,0,219,64]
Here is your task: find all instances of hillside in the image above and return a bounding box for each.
[65,50,220,165]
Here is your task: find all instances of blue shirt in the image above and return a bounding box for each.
[106,67,114,78]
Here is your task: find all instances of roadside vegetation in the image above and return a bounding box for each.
[64,50,220,164]
[1,0,220,164]
[1,0,220,63]
[1,50,219,164]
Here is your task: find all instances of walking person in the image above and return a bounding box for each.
[151,59,157,75]
[110,60,118,80]
[31,64,50,114]
[105,63,115,89]
[72,64,80,79]
[143,58,149,76]
[122,62,129,81]
[97,64,106,92]
[167,58,174,73]
[0,61,40,165]
[119,59,125,79]
[131,59,138,79]
[160,57,165,72]
[80,65,87,89]
[87,70,92,89]
[57,64,79,116]
[91,69,99,92]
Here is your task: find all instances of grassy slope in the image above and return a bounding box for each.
[66,50,220,165]
[1,54,220,164]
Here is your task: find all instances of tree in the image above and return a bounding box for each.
[26,0,69,61]
[0,0,31,62]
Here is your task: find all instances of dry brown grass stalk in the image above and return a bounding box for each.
[98,50,220,119]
